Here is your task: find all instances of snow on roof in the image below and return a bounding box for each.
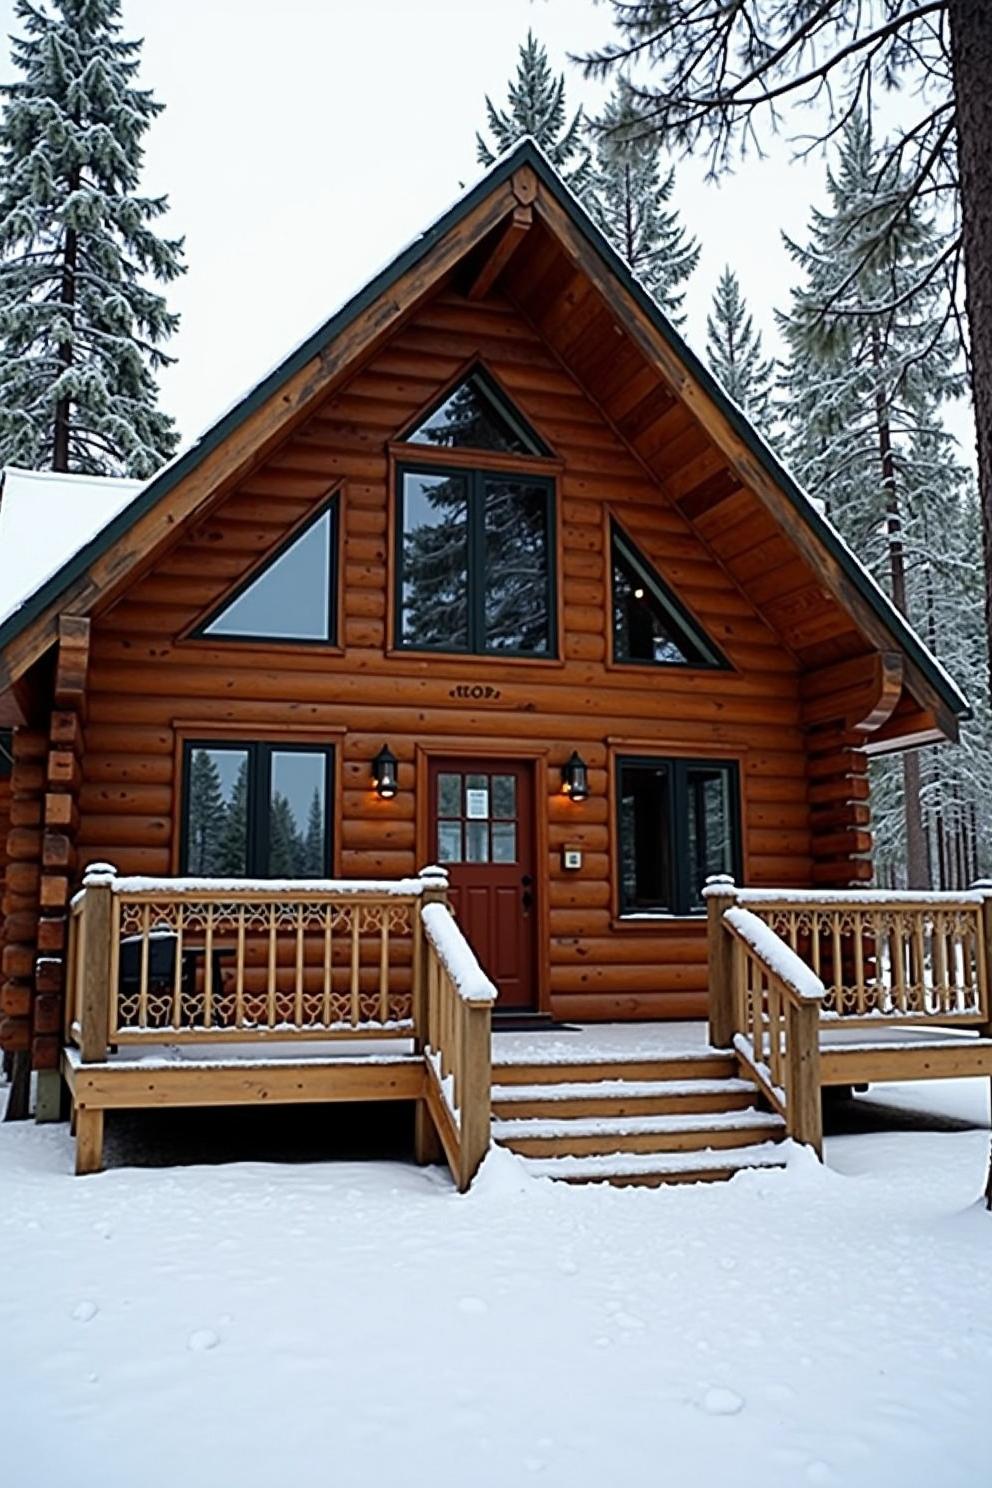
[0,466,146,628]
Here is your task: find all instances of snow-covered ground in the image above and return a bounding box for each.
[1,1080,989,1488]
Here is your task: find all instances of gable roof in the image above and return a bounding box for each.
[0,138,968,730]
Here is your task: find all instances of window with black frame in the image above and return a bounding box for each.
[616,756,740,917]
[611,520,726,669]
[194,498,338,644]
[396,370,556,657]
[182,741,334,877]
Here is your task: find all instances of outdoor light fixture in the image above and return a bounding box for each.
[561,750,590,802]
[371,744,399,799]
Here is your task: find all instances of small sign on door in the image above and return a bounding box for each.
[465,788,489,819]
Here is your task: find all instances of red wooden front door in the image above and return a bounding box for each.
[428,759,537,1011]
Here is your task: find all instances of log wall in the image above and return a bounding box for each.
[59,287,871,1023]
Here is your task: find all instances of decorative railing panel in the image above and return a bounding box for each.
[733,890,987,1025]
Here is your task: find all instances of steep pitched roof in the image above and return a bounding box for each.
[0,138,968,730]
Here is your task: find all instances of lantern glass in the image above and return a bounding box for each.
[562,750,589,801]
[372,745,398,799]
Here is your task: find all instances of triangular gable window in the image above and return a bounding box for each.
[611,519,726,669]
[197,500,337,643]
[405,369,549,455]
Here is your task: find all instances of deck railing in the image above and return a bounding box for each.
[65,862,496,1189]
[722,905,824,1154]
[69,862,445,1054]
[420,893,497,1192]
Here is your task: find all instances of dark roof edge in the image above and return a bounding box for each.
[0,138,968,722]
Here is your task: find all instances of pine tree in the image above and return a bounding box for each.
[477,31,591,194]
[0,0,184,477]
[303,788,325,876]
[778,113,967,888]
[586,83,699,324]
[216,759,248,876]
[268,793,305,877]
[185,750,228,876]
[705,266,774,421]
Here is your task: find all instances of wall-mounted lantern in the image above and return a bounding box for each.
[561,750,589,802]
[371,744,399,799]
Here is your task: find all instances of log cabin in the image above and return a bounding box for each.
[0,139,989,1187]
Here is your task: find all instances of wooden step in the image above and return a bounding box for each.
[491,1051,738,1086]
[521,1141,788,1187]
[491,1075,759,1120]
[492,1108,784,1159]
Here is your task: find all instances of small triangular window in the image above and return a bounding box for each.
[405,370,548,455]
[198,501,336,643]
[611,520,726,669]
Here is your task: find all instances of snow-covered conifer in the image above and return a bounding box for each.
[705,266,774,420]
[477,31,591,194]
[778,113,972,888]
[586,82,699,324]
[0,0,184,476]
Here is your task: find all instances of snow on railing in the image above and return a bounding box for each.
[721,904,823,1156]
[419,894,494,1192]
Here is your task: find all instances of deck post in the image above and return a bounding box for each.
[786,998,823,1158]
[971,881,992,1037]
[79,863,116,1065]
[705,875,739,1049]
[413,866,448,1052]
[457,1000,492,1192]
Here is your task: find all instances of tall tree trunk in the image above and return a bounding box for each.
[945,0,992,1210]
[52,176,78,472]
[948,1,992,700]
[872,330,930,887]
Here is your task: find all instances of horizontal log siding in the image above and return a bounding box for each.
[80,287,816,1020]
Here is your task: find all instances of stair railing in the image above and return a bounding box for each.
[418,875,497,1192]
[720,903,825,1156]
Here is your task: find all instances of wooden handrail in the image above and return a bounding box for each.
[420,897,496,1192]
[722,905,824,1155]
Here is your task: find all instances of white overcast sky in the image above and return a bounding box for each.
[0,0,976,458]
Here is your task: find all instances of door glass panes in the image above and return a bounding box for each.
[269,750,327,877]
[611,522,721,668]
[437,772,461,817]
[435,770,520,866]
[406,372,543,454]
[686,766,734,908]
[203,507,333,642]
[484,480,552,653]
[401,471,470,649]
[618,761,673,914]
[492,775,516,819]
[437,822,462,864]
[184,746,250,875]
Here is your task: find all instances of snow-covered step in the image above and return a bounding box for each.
[522,1141,788,1187]
[492,1051,738,1086]
[492,1107,785,1159]
[491,1075,759,1120]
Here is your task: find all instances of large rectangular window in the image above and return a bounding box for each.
[616,756,741,917]
[181,741,334,877]
[397,465,555,656]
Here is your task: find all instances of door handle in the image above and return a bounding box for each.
[521,874,533,887]
[521,889,534,912]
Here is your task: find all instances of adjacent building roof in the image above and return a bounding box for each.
[0,466,145,628]
[0,139,969,727]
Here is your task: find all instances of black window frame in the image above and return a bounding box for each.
[180,739,336,877]
[400,365,552,457]
[610,518,729,671]
[615,754,742,918]
[394,461,558,659]
[191,495,339,647]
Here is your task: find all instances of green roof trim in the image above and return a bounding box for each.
[0,138,968,721]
